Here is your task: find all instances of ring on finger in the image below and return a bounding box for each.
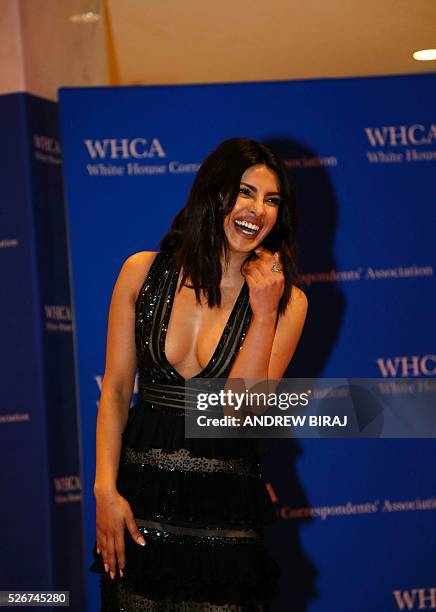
[271,261,282,273]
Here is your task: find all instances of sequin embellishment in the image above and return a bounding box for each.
[117,583,267,611]
[95,252,276,611]
[135,251,253,386]
[134,518,260,540]
[124,447,259,476]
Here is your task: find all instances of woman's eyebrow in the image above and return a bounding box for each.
[240,182,281,197]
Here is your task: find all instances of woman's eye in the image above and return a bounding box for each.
[239,187,250,195]
[267,198,281,206]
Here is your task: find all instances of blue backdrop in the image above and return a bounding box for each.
[0,93,85,608]
[59,74,436,611]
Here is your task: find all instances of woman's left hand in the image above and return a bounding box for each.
[243,246,285,320]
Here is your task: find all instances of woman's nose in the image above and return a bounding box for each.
[249,196,264,216]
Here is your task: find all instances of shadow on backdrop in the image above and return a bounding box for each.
[261,136,343,611]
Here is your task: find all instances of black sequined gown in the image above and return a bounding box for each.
[90,250,280,611]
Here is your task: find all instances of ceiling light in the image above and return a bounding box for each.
[69,11,101,24]
[412,49,436,61]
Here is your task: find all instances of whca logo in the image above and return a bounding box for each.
[84,137,165,160]
[376,354,435,377]
[393,587,436,610]
[365,124,436,147]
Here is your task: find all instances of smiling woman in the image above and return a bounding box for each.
[90,138,308,611]
[226,166,281,242]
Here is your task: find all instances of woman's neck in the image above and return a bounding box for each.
[220,250,250,289]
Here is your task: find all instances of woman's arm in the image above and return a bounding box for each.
[225,247,307,417]
[228,246,308,381]
[94,250,158,578]
[227,284,307,381]
[94,251,157,494]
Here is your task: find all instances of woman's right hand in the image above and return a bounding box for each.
[95,488,146,579]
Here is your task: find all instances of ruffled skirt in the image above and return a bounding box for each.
[90,400,280,611]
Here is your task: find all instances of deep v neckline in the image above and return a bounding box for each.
[161,260,247,382]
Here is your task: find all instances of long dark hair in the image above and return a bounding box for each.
[160,137,301,317]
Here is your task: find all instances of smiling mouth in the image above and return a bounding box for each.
[233,219,261,237]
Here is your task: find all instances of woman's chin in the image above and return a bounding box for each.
[225,230,262,254]
[226,239,257,254]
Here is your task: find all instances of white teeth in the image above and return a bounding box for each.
[234,219,260,231]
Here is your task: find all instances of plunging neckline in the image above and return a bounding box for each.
[161,262,247,382]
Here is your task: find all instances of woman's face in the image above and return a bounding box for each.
[223,164,281,254]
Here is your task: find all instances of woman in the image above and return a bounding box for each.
[90,138,308,611]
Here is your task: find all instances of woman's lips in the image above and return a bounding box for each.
[233,218,261,238]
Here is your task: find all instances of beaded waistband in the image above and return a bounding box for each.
[135,518,260,539]
[138,381,199,411]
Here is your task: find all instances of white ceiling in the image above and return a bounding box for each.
[106,0,436,85]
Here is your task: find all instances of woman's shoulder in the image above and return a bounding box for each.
[119,251,160,304]
[124,250,160,271]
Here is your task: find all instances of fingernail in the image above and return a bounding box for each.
[96,547,101,555]
[137,536,146,546]
[110,571,115,580]
[104,563,109,572]
[120,569,124,577]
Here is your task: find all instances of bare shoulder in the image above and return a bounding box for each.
[118,251,159,304]
[123,250,159,272]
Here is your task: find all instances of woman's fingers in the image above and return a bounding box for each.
[245,248,285,317]
[96,494,146,580]
[246,266,264,284]
[105,535,117,579]
[96,526,104,556]
[115,531,126,578]
[97,530,108,571]
[254,247,280,274]
[244,269,260,289]
[274,251,284,270]
[247,256,280,284]
[101,540,109,573]
[98,529,126,579]
[254,246,273,261]
[125,513,146,547]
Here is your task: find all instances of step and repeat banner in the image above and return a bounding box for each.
[59,74,435,612]
[0,93,85,608]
